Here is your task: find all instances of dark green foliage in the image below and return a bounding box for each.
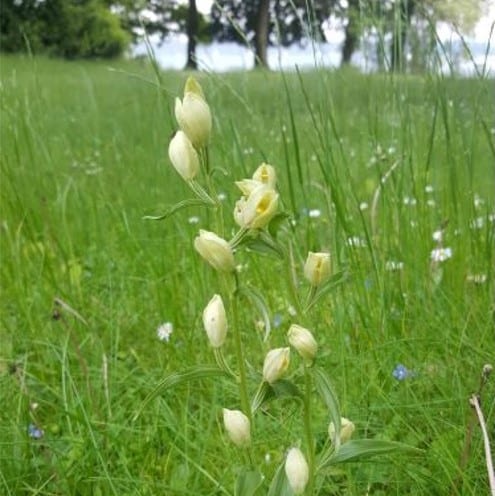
[0,0,129,58]
[210,0,337,47]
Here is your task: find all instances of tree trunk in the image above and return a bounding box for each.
[340,0,360,67]
[254,0,269,68]
[390,0,415,72]
[185,0,198,69]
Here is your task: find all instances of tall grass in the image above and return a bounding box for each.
[0,54,494,494]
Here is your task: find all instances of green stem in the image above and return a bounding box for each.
[286,241,303,315]
[231,276,252,425]
[303,366,315,494]
[202,146,225,237]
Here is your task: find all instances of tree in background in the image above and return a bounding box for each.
[340,0,361,66]
[211,0,336,68]
[336,0,488,72]
[116,0,210,69]
[185,0,199,68]
[0,0,129,58]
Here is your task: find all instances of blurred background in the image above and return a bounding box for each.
[1,0,494,75]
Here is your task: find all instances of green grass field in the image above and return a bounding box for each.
[1,54,494,495]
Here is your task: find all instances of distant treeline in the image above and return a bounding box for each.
[0,0,487,71]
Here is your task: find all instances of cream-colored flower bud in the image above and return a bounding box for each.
[194,230,235,272]
[175,76,212,149]
[239,185,279,229]
[262,347,290,384]
[328,417,355,445]
[285,447,309,495]
[203,294,227,347]
[168,131,200,181]
[304,251,331,286]
[252,163,276,188]
[222,408,251,447]
[287,324,318,362]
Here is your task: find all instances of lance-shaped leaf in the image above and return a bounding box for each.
[251,380,303,414]
[143,198,212,221]
[304,269,350,313]
[313,367,341,449]
[236,284,271,341]
[133,365,227,421]
[320,439,422,467]
[267,460,293,496]
[235,469,264,496]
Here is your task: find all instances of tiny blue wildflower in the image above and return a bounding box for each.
[272,313,283,328]
[393,364,411,381]
[28,423,44,440]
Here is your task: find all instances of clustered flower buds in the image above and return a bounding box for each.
[203,294,227,347]
[222,408,251,447]
[287,324,318,362]
[304,251,331,286]
[165,77,353,489]
[233,163,279,230]
[328,417,355,445]
[174,76,212,149]
[285,447,309,495]
[194,230,235,272]
[263,347,290,384]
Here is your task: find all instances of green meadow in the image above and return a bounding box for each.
[0,55,494,495]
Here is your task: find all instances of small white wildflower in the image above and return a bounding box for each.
[489,213,495,223]
[287,305,297,317]
[217,192,226,201]
[432,230,443,243]
[308,209,321,219]
[347,236,366,248]
[157,322,173,342]
[188,216,200,224]
[310,154,317,161]
[403,196,417,206]
[385,260,404,272]
[430,247,452,263]
[264,452,272,464]
[470,217,484,230]
[387,146,396,154]
[425,185,434,193]
[427,199,436,207]
[466,273,487,284]
[359,202,369,211]
[473,194,484,208]
[410,221,418,228]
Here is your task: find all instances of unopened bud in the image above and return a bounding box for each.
[287,324,318,362]
[222,409,251,447]
[203,295,227,347]
[328,417,355,445]
[285,447,309,495]
[194,230,235,272]
[304,251,331,286]
[262,347,290,384]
